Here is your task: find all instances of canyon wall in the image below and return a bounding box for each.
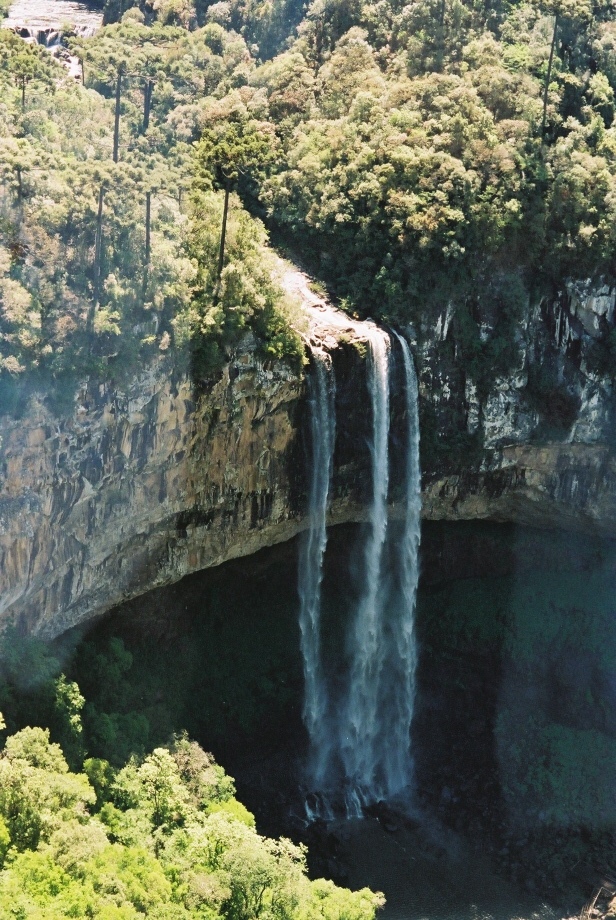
[1,273,615,637]
[0,342,304,638]
[418,281,616,535]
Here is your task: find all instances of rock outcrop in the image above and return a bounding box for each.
[0,345,303,638]
[1,268,616,638]
[417,280,616,536]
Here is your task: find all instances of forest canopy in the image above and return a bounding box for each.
[0,19,303,411]
[0,716,384,919]
[1,0,616,399]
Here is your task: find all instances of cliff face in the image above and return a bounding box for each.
[0,279,379,639]
[418,281,616,535]
[0,342,304,638]
[1,271,616,638]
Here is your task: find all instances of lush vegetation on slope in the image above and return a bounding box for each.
[254,0,616,325]
[2,0,616,405]
[0,21,302,411]
[0,714,383,919]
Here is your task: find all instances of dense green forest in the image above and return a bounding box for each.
[2,0,616,405]
[0,714,383,918]
[0,20,303,410]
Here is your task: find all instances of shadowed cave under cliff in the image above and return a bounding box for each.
[16,520,613,917]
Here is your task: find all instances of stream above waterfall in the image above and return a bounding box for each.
[3,0,102,41]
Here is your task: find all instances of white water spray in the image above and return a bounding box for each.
[339,330,392,806]
[382,331,421,797]
[298,325,421,817]
[298,348,336,790]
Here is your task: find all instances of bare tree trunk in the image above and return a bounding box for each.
[113,68,122,163]
[143,79,153,133]
[143,191,151,298]
[542,13,559,141]
[16,167,22,203]
[88,183,105,335]
[436,0,446,71]
[21,75,26,111]
[80,58,85,86]
[216,184,230,285]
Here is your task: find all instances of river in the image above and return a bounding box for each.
[3,0,102,39]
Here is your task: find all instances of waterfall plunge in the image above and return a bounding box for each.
[299,329,421,818]
[298,348,336,797]
[339,329,392,812]
[383,332,421,798]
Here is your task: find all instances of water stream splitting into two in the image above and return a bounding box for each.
[299,330,421,818]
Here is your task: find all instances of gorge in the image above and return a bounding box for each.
[3,0,616,914]
[1,270,616,918]
[3,271,616,638]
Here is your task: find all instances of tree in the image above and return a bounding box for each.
[113,64,124,163]
[196,116,276,283]
[136,45,166,132]
[0,727,94,851]
[536,0,593,139]
[88,181,106,334]
[4,40,55,110]
[0,137,38,206]
[52,675,85,770]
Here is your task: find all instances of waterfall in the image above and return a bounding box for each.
[298,348,336,793]
[339,329,392,810]
[383,331,421,796]
[299,327,421,818]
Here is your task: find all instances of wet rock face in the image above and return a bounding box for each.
[418,283,616,534]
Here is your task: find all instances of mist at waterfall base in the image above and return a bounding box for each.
[298,332,421,819]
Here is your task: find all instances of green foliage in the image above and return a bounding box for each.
[5,0,616,409]
[0,555,304,771]
[84,757,116,807]
[196,114,276,187]
[182,187,303,375]
[0,18,303,417]
[4,0,616,414]
[219,0,616,390]
[53,676,85,771]
[0,726,95,852]
[0,722,384,920]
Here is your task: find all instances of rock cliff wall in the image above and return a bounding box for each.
[0,343,304,638]
[1,270,616,637]
[0,277,380,638]
[417,280,616,535]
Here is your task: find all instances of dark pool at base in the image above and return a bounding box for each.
[337,818,559,920]
[55,522,614,919]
